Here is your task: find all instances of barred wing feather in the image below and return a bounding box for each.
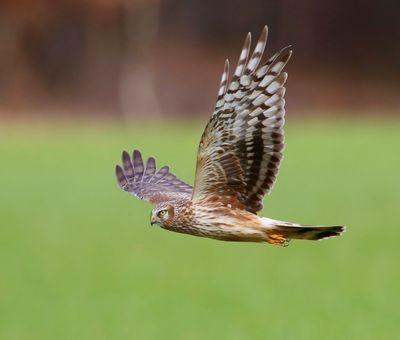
[116,150,192,204]
[192,26,291,213]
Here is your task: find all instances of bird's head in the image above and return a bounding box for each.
[150,203,175,228]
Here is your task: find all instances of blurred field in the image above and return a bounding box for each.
[0,118,399,340]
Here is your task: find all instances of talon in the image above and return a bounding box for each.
[267,233,290,247]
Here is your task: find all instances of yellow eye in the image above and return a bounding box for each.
[157,210,167,217]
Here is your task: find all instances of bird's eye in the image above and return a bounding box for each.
[157,210,167,217]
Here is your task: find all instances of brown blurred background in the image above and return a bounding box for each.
[1,0,399,118]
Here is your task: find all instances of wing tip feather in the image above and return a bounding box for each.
[115,164,127,189]
[122,150,130,161]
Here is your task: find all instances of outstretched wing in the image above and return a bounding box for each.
[116,150,193,205]
[192,26,292,213]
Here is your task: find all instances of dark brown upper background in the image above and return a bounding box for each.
[1,0,399,118]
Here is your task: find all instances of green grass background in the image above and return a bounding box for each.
[0,119,399,339]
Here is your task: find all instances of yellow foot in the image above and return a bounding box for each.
[267,234,290,247]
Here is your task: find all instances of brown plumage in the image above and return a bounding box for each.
[115,26,345,247]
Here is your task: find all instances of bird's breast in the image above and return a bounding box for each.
[161,204,264,241]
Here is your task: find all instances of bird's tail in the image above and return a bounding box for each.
[261,217,345,247]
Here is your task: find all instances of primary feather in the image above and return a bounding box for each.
[116,150,192,204]
[192,26,292,213]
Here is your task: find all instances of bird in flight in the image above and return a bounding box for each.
[115,26,345,247]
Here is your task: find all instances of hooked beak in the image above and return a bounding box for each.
[150,216,156,226]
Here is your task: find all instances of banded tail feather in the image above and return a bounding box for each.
[262,217,345,246]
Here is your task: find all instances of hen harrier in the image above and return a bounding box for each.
[115,26,345,246]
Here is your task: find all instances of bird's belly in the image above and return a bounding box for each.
[164,222,266,242]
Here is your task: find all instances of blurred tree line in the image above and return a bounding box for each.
[0,0,399,117]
